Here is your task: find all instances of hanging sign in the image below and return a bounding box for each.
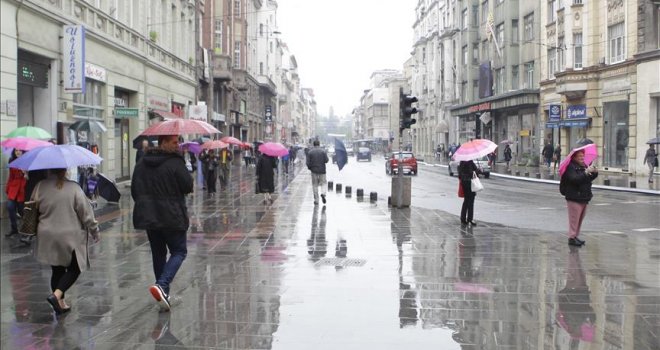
[63,25,86,94]
[549,104,561,121]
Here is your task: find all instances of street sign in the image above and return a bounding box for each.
[549,104,561,121]
[114,108,139,118]
[265,105,272,122]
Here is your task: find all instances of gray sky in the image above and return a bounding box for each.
[277,0,415,118]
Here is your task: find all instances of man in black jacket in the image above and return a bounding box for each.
[132,135,193,311]
[306,140,329,205]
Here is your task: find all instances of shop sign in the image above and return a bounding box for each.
[519,129,530,136]
[467,102,491,113]
[114,108,139,118]
[549,104,561,121]
[114,97,127,107]
[147,95,170,111]
[545,122,560,129]
[63,25,86,94]
[265,105,273,122]
[85,63,106,82]
[559,119,590,127]
[188,104,207,121]
[567,105,587,119]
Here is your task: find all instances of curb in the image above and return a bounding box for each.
[420,162,660,196]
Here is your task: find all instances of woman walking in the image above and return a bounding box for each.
[458,160,481,226]
[256,153,277,203]
[560,150,598,246]
[5,149,26,237]
[34,168,99,314]
[643,144,657,183]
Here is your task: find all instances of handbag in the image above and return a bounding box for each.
[458,181,464,198]
[471,172,484,193]
[654,156,659,168]
[19,182,41,236]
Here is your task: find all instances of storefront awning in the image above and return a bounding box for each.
[150,109,180,120]
[450,89,540,117]
[546,118,591,128]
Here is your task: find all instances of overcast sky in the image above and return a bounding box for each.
[277,0,415,118]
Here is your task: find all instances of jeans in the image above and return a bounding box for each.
[206,169,217,193]
[51,251,81,298]
[460,180,475,222]
[146,229,188,295]
[6,200,23,232]
[311,173,327,202]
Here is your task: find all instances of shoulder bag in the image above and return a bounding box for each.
[19,182,41,236]
[471,172,484,193]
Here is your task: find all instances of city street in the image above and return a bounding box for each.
[1,159,659,349]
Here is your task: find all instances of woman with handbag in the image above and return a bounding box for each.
[5,149,27,237]
[33,168,99,314]
[458,160,481,226]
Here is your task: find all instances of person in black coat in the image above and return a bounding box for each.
[458,160,481,226]
[131,135,193,311]
[560,149,597,247]
[256,154,277,203]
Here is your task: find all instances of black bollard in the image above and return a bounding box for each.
[524,172,529,177]
[328,181,333,190]
[604,178,610,186]
[630,180,636,188]
[548,174,555,180]
[535,173,541,179]
[370,192,377,202]
[345,186,352,195]
[387,196,392,206]
[356,189,364,197]
[336,183,342,192]
[515,171,520,176]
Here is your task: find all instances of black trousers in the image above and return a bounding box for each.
[206,169,217,193]
[460,180,476,222]
[51,251,81,298]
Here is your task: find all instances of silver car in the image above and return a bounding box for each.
[448,155,491,178]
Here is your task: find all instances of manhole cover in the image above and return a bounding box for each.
[315,258,366,267]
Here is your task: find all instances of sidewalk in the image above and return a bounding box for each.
[1,166,658,349]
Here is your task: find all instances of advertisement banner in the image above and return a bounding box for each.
[63,25,86,93]
[567,105,587,119]
[549,104,561,121]
[188,104,207,121]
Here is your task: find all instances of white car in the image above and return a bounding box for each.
[448,155,491,178]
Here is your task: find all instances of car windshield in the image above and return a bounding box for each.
[393,153,413,159]
[358,147,369,152]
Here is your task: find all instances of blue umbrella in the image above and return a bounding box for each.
[334,138,348,171]
[8,144,103,171]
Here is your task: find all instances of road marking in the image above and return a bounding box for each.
[632,228,660,232]
[620,201,638,204]
[592,203,611,206]
[537,207,554,210]
[606,231,623,234]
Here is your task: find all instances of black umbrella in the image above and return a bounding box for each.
[575,138,594,146]
[334,138,348,171]
[646,137,660,145]
[69,120,108,133]
[132,135,157,149]
[96,173,121,202]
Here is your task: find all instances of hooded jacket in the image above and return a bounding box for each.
[131,149,194,231]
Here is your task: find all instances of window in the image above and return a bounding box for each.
[558,36,566,72]
[512,19,519,43]
[496,23,504,45]
[525,61,534,88]
[482,40,488,60]
[473,44,479,64]
[461,82,467,103]
[512,65,519,89]
[73,79,104,119]
[657,6,660,48]
[547,48,557,78]
[481,1,489,24]
[496,0,504,4]
[548,0,557,23]
[608,22,625,63]
[462,9,468,29]
[524,13,534,41]
[573,33,583,69]
[214,19,223,51]
[473,80,479,101]
[233,40,241,68]
[463,46,468,65]
[234,0,241,17]
[495,68,505,94]
[472,5,478,26]
[259,62,263,75]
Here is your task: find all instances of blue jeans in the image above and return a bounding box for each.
[146,229,187,295]
[6,200,23,232]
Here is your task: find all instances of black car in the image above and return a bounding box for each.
[356,147,371,161]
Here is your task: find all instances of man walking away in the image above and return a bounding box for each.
[306,140,329,205]
[643,144,658,183]
[542,142,554,169]
[131,135,193,311]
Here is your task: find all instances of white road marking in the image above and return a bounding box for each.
[632,228,660,232]
[620,201,638,204]
[537,207,554,210]
[606,231,624,234]
[592,203,611,206]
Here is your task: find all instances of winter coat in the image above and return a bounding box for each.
[131,149,194,231]
[256,155,277,193]
[25,169,49,202]
[35,177,99,271]
[458,160,479,182]
[542,144,554,158]
[5,168,26,202]
[643,148,657,166]
[503,147,512,161]
[561,161,597,203]
[306,147,329,174]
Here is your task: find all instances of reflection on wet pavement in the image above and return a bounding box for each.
[1,164,658,349]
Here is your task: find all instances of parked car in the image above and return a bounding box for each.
[386,151,418,175]
[356,147,372,161]
[448,155,491,178]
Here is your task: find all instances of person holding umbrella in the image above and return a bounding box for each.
[559,144,598,247]
[453,139,496,226]
[643,144,657,183]
[503,144,512,169]
[4,149,26,237]
[255,152,277,203]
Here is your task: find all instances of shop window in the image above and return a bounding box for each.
[73,79,104,119]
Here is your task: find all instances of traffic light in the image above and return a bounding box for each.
[399,88,418,131]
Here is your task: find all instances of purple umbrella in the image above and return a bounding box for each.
[8,144,103,171]
[180,141,202,154]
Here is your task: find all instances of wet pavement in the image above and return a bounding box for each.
[1,163,659,349]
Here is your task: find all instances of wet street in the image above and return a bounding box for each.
[1,160,659,349]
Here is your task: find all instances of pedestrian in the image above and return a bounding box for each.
[458,160,481,226]
[289,146,297,168]
[542,142,554,168]
[243,147,253,168]
[306,140,329,205]
[282,152,290,175]
[643,144,658,183]
[255,153,277,203]
[5,149,27,237]
[503,144,512,169]
[131,135,194,311]
[200,150,218,194]
[136,139,149,164]
[553,144,562,171]
[199,149,209,189]
[218,147,232,188]
[560,149,598,247]
[34,168,100,314]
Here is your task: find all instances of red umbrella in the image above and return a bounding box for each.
[201,140,229,150]
[221,136,243,146]
[1,137,54,151]
[139,119,221,136]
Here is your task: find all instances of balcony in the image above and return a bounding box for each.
[212,54,232,81]
[233,69,249,91]
[257,75,277,96]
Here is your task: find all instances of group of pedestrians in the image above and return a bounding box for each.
[199,148,232,195]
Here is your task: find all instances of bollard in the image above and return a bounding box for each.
[548,174,555,180]
[345,186,352,195]
[387,196,392,206]
[336,183,342,192]
[535,173,541,179]
[604,178,610,186]
[356,189,364,197]
[328,181,333,190]
[630,180,636,188]
[515,171,520,176]
[370,192,377,202]
[524,172,529,177]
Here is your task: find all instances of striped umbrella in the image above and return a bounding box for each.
[140,119,221,136]
[452,139,497,161]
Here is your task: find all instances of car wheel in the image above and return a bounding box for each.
[484,172,490,179]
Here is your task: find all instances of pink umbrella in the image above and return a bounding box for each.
[452,139,497,161]
[201,140,229,150]
[259,142,289,157]
[559,144,597,177]
[221,136,243,146]
[140,119,221,136]
[1,137,54,151]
